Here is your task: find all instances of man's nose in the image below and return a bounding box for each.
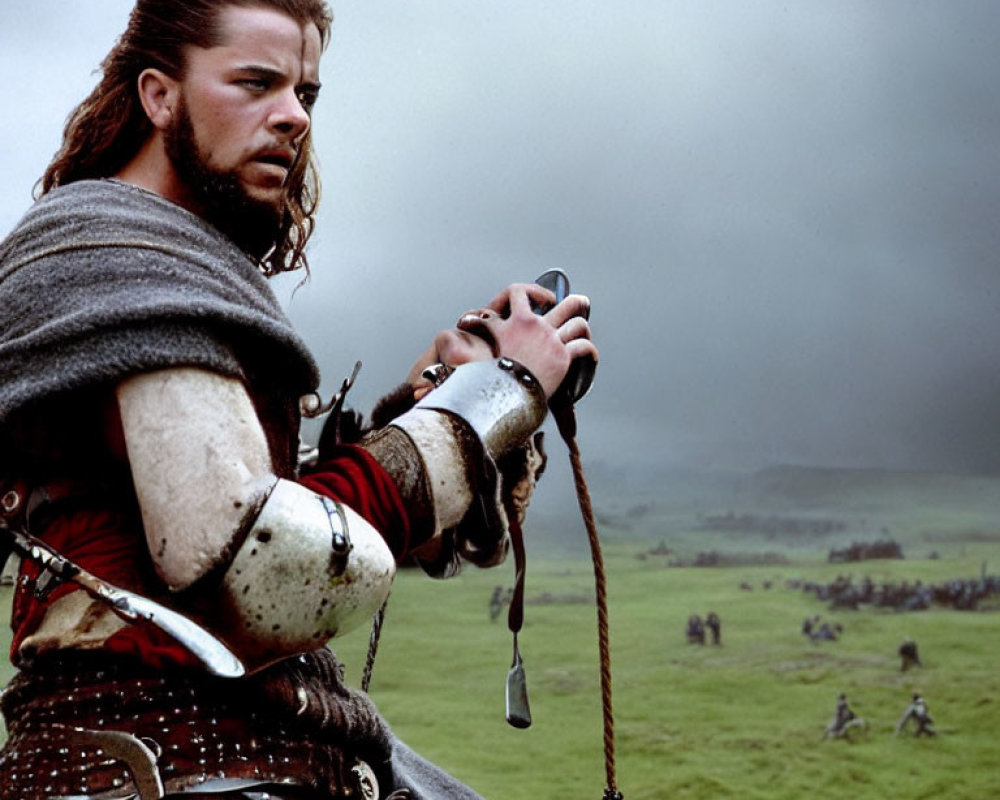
[269,88,310,139]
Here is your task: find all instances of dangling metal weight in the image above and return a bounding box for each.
[505,634,532,729]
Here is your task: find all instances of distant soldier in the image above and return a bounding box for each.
[898,639,921,671]
[489,585,506,621]
[686,614,705,645]
[811,621,840,643]
[895,693,936,737]
[825,692,866,740]
[706,611,722,645]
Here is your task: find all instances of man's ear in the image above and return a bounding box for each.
[137,68,179,130]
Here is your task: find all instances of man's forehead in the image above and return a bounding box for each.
[211,5,322,74]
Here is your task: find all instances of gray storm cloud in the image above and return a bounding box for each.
[4,1,1000,475]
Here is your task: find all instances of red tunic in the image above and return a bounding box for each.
[10,443,412,670]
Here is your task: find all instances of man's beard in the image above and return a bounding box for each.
[164,102,285,261]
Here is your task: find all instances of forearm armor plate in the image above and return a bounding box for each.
[407,358,547,460]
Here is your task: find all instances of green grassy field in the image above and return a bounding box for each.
[328,546,1000,800]
[1,480,998,799]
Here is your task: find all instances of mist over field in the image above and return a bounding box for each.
[6,3,1000,492]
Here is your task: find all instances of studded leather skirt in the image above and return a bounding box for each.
[0,649,394,799]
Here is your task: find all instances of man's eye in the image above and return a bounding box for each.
[297,89,319,110]
[239,78,269,92]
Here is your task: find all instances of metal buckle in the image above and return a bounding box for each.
[351,759,380,800]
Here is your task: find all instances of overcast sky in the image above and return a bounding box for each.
[4,2,1000,476]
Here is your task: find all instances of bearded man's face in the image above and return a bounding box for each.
[159,6,322,259]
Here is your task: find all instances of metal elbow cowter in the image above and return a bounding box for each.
[117,368,395,672]
[203,478,396,671]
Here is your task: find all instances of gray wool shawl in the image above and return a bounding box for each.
[0,179,319,421]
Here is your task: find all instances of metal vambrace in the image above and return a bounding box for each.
[388,358,547,531]
[208,478,395,670]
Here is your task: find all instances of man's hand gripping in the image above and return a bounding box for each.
[407,281,597,401]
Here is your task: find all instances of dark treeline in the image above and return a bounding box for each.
[698,511,847,537]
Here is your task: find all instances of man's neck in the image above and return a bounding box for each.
[115,135,201,216]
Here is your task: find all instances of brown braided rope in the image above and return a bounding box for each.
[361,596,389,694]
[554,405,622,800]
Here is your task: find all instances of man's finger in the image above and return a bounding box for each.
[565,338,599,364]
[544,293,591,327]
[486,283,557,316]
[557,316,591,344]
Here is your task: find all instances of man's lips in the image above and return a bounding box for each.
[254,149,295,169]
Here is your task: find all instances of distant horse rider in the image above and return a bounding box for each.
[825,692,866,740]
[895,693,936,737]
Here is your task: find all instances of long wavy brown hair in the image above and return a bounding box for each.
[39,0,333,275]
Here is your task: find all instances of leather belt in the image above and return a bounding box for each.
[0,653,391,799]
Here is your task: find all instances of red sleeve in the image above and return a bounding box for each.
[299,444,412,561]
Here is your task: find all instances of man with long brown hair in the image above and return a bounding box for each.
[0,1,596,797]
[40,0,328,276]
